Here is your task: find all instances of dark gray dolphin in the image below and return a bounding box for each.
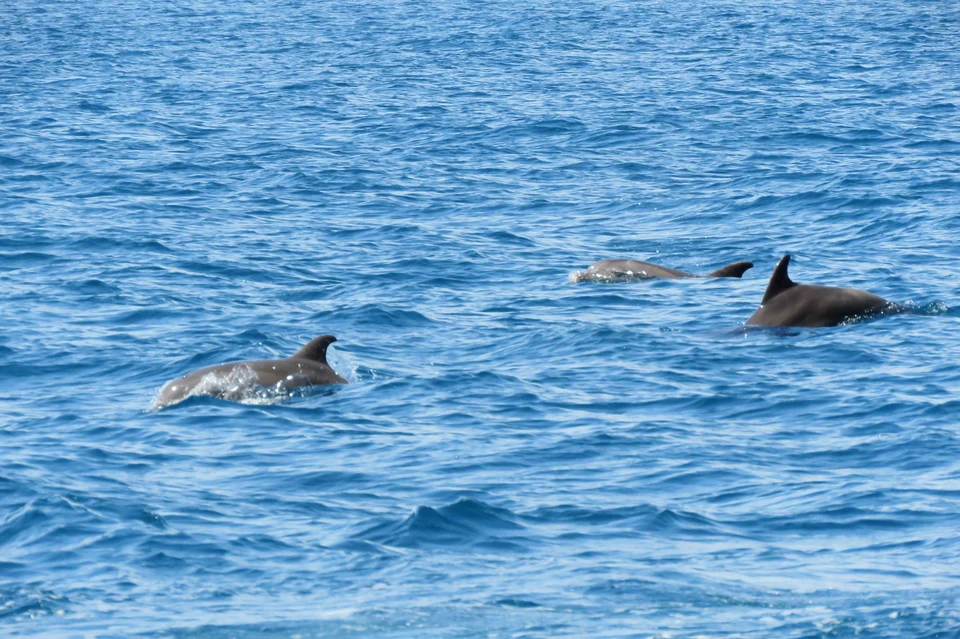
[153,335,347,410]
[574,258,753,282]
[747,255,901,328]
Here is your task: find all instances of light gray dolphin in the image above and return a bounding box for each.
[747,255,901,328]
[153,335,347,410]
[573,258,753,282]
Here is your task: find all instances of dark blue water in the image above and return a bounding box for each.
[3,0,960,636]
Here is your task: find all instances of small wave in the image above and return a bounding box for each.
[351,498,527,551]
[904,138,960,150]
[76,100,111,113]
[72,279,122,295]
[526,503,647,526]
[492,597,541,608]
[0,501,51,546]
[910,178,960,192]
[69,236,174,253]
[647,507,723,536]
[0,251,57,266]
[584,578,659,596]
[320,304,437,328]
[235,328,272,342]
[741,505,926,535]
[480,230,537,246]
[733,189,833,211]
[0,586,68,621]
[107,308,171,325]
[901,300,950,316]
[169,259,275,283]
[156,122,227,138]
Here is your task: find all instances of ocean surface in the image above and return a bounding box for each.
[3,0,960,636]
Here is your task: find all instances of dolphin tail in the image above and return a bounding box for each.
[707,261,754,278]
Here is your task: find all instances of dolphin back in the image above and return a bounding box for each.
[747,256,900,327]
[152,335,346,410]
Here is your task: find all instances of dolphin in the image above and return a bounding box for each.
[747,255,901,328]
[573,258,753,282]
[153,335,347,410]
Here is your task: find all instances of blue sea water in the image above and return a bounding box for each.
[2,0,960,636]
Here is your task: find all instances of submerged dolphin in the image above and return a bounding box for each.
[153,335,347,410]
[574,258,753,282]
[747,255,901,328]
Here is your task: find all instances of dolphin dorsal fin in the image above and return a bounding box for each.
[291,335,337,364]
[707,261,754,278]
[761,255,796,304]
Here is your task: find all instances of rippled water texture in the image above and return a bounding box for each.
[3,0,960,636]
